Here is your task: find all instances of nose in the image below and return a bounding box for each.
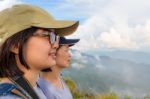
[52,41,59,49]
[52,36,59,49]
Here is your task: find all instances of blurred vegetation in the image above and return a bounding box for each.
[64,77,150,99]
[64,77,96,99]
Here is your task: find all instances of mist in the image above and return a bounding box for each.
[63,49,150,98]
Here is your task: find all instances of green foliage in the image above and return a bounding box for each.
[144,96,150,99]
[64,77,150,99]
[124,95,131,99]
[64,77,76,92]
[64,77,96,99]
[97,92,118,99]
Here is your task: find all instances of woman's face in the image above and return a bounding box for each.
[56,45,71,68]
[23,29,58,70]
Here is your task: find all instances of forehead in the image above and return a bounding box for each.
[35,28,45,33]
[59,45,69,50]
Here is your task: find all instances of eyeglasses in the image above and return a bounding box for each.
[33,30,59,44]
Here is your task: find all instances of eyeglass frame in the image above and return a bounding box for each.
[33,29,59,45]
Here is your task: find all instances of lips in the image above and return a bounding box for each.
[49,51,56,59]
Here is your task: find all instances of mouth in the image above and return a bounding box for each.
[49,51,56,59]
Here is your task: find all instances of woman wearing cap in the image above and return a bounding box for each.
[0,4,78,99]
[38,36,79,99]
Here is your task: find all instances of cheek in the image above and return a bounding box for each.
[56,53,70,67]
[56,54,64,65]
[23,37,53,68]
[25,39,50,58]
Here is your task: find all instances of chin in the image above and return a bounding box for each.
[63,64,69,68]
[51,62,56,67]
[49,61,56,67]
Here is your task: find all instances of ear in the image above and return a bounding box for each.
[10,44,19,54]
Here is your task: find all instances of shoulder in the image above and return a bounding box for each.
[0,83,16,95]
[0,83,29,99]
[37,78,57,99]
[0,83,21,99]
[37,77,54,91]
[37,77,52,88]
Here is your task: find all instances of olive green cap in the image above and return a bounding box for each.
[0,4,79,42]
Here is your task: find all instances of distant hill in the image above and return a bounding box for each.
[62,49,150,98]
[88,50,150,65]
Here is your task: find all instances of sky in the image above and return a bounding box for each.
[1,0,150,53]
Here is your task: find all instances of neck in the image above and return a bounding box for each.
[15,55,39,87]
[23,69,39,87]
[41,65,63,89]
[41,65,61,81]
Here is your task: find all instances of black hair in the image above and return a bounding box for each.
[0,27,38,77]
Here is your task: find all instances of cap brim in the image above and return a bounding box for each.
[59,39,80,47]
[34,20,79,36]
[54,21,79,36]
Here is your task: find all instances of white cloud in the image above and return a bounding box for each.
[71,63,85,69]
[66,0,150,52]
[0,0,21,11]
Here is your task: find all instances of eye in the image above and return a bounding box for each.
[39,32,50,41]
[42,31,50,36]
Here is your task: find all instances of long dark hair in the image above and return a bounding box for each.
[0,27,38,77]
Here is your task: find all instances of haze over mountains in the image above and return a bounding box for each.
[88,50,150,65]
[62,49,150,98]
